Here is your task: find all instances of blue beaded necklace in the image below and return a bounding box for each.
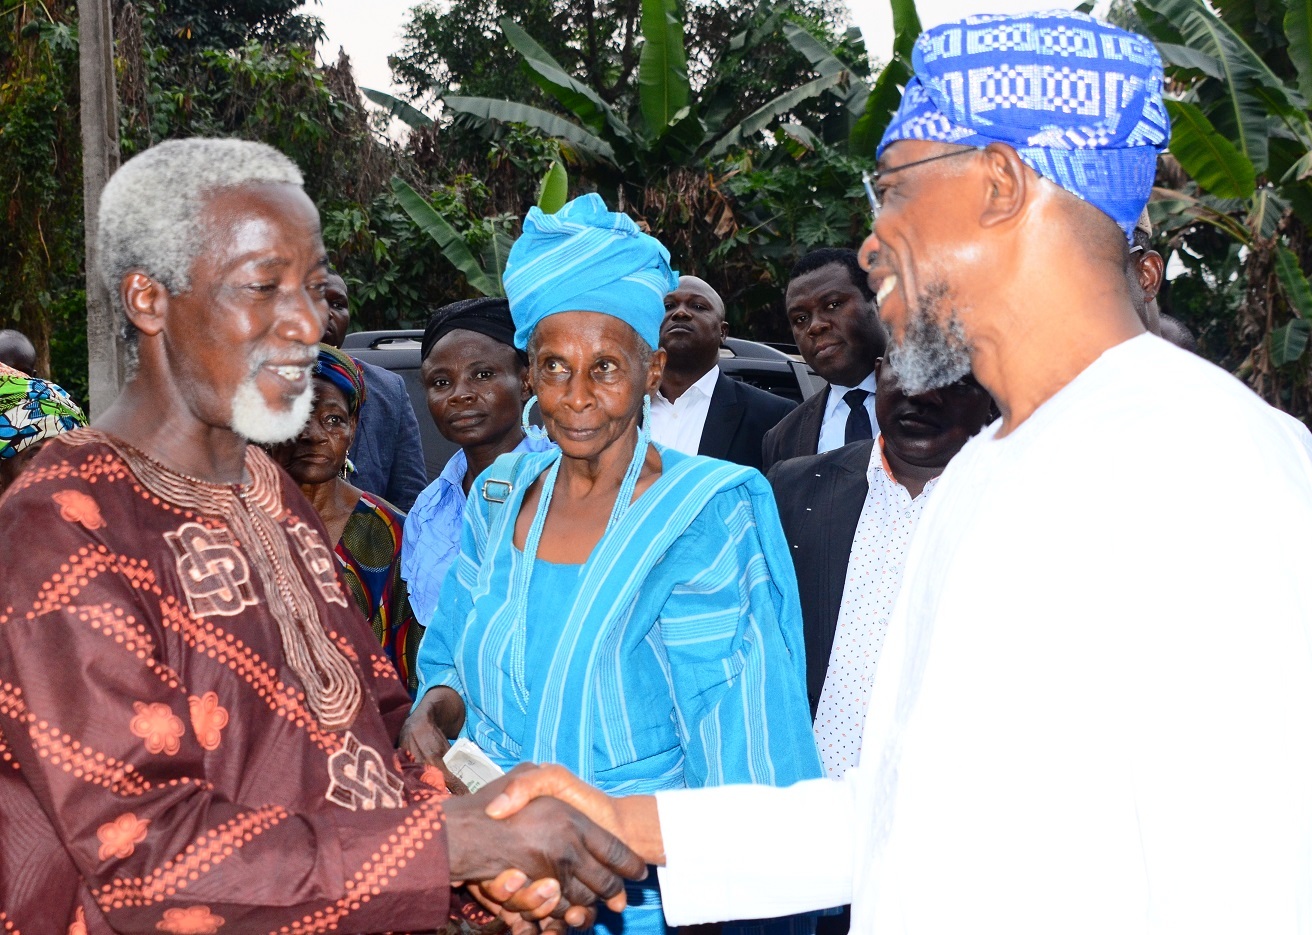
[509,394,652,710]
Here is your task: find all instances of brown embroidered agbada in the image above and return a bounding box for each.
[0,429,459,934]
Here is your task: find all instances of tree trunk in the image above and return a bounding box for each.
[79,0,124,416]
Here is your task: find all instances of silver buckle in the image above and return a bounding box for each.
[482,479,513,503]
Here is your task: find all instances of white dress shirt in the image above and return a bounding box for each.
[649,365,719,456]
[814,437,937,779]
[656,336,1312,933]
[817,372,878,454]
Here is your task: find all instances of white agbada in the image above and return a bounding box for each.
[656,335,1312,933]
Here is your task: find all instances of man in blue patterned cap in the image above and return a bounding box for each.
[479,12,1312,934]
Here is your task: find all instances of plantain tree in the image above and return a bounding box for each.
[1131,0,1312,418]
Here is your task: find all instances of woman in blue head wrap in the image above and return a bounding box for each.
[404,195,823,935]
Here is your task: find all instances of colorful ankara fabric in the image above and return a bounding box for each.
[414,445,824,935]
[813,436,937,779]
[0,371,87,459]
[503,193,679,350]
[0,429,472,934]
[315,343,368,416]
[401,433,556,629]
[878,11,1169,240]
[336,490,422,695]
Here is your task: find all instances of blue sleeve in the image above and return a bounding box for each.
[657,482,823,789]
[378,370,428,511]
[411,489,489,707]
[399,479,463,629]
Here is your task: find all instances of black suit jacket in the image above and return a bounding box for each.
[767,439,875,716]
[696,372,796,471]
[760,388,828,473]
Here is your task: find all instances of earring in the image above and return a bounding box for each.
[639,393,652,443]
[521,395,548,439]
[339,456,356,480]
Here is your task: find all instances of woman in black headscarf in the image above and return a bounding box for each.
[399,298,555,642]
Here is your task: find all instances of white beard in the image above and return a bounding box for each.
[229,375,313,444]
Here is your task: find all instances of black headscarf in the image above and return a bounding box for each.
[421,297,525,365]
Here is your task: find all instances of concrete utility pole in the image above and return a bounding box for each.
[79,0,124,416]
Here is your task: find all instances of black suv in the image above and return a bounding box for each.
[342,330,824,480]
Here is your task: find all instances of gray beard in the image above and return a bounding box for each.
[229,374,313,445]
[885,282,973,394]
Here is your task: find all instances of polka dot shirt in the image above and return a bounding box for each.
[814,437,939,779]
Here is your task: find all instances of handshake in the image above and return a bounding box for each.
[443,763,664,933]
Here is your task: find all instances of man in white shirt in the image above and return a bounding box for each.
[762,249,887,471]
[651,275,794,470]
[482,11,1312,934]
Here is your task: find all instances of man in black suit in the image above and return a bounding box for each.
[650,275,794,470]
[768,358,993,734]
[761,249,887,471]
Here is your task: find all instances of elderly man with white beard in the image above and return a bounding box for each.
[0,138,647,935]
[477,11,1312,935]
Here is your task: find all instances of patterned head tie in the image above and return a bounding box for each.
[878,10,1170,242]
[313,344,367,416]
[0,373,88,460]
[503,193,680,351]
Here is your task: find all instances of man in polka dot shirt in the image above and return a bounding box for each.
[769,359,994,778]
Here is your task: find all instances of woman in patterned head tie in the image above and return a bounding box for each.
[0,371,88,497]
[270,344,421,694]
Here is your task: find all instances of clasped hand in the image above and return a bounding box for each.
[444,767,648,932]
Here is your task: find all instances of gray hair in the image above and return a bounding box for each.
[97,138,304,340]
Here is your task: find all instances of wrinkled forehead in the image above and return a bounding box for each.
[192,182,326,271]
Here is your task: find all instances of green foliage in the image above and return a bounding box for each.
[1164,99,1256,198]
[537,161,569,212]
[1132,0,1312,416]
[391,177,505,296]
[0,0,85,396]
[637,0,691,136]
[1275,244,1312,317]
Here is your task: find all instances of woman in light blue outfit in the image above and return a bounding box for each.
[404,196,823,935]
[399,300,554,715]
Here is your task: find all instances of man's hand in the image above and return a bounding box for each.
[485,764,666,865]
[474,871,596,933]
[400,687,469,794]
[444,774,647,923]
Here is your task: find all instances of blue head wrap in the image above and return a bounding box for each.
[878,10,1170,241]
[503,193,679,350]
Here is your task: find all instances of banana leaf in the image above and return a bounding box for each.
[1155,42,1223,78]
[1140,0,1276,171]
[360,88,434,129]
[390,177,502,297]
[708,72,844,158]
[1269,318,1311,365]
[890,0,923,62]
[537,161,569,214]
[1275,245,1312,321]
[501,19,634,144]
[1287,0,1312,102]
[637,0,691,137]
[444,96,617,164]
[850,57,910,156]
[1164,99,1257,199]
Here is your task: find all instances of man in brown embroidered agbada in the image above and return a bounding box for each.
[0,139,644,935]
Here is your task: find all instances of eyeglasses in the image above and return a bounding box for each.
[862,147,984,223]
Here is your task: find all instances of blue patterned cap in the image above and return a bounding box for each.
[878,10,1169,241]
[504,193,679,351]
